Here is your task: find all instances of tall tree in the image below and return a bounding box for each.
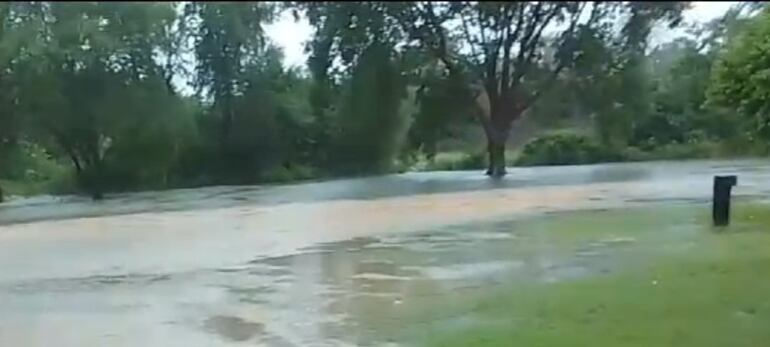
[183,2,275,143]
[413,2,687,175]
[708,6,770,142]
[295,2,420,172]
[297,2,687,176]
[331,42,410,173]
[0,3,18,195]
[0,2,41,163]
[14,2,190,198]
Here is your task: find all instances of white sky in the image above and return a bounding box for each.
[264,1,740,69]
[263,11,314,69]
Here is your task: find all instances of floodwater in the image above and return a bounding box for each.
[1,159,769,346]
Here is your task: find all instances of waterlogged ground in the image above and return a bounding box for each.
[1,159,770,346]
[400,204,770,347]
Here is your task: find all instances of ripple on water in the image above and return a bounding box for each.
[299,236,381,253]
[5,272,174,294]
[350,273,412,281]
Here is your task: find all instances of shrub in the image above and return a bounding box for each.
[0,141,67,182]
[425,151,487,171]
[515,132,623,166]
[261,164,320,183]
[624,141,744,162]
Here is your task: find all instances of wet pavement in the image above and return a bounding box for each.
[1,159,770,346]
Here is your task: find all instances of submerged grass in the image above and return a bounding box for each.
[393,202,770,347]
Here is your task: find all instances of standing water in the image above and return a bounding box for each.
[2,159,770,346]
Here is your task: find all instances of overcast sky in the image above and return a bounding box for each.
[263,1,740,69]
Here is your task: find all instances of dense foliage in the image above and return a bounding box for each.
[708,6,770,143]
[516,133,622,167]
[0,2,768,199]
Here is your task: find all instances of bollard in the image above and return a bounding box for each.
[713,175,737,226]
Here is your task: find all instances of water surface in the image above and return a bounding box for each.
[1,159,770,346]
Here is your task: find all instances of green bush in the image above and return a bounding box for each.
[623,142,722,161]
[0,142,67,181]
[261,164,320,183]
[0,141,73,198]
[623,140,764,162]
[515,132,623,166]
[424,151,487,171]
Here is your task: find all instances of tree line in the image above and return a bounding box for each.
[0,2,768,199]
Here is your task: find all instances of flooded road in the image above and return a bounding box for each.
[1,159,770,346]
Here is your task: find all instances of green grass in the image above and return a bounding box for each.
[0,178,50,197]
[391,202,770,347]
[0,174,75,199]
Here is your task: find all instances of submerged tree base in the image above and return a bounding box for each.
[485,167,508,177]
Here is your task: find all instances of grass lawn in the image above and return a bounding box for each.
[396,202,770,347]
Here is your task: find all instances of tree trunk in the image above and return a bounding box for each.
[89,160,105,201]
[484,124,509,177]
[220,94,235,146]
[74,169,104,201]
[424,138,437,162]
[486,139,507,177]
[72,157,105,201]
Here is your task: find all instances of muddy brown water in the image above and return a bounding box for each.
[1,159,770,346]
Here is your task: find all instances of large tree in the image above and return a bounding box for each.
[707,6,770,142]
[297,2,687,176]
[183,2,275,144]
[295,2,420,173]
[0,2,39,169]
[12,2,192,198]
[414,2,688,175]
[183,3,328,182]
[332,41,410,173]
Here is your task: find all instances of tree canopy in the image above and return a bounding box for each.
[708,6,770,141]
[0,1,768,199]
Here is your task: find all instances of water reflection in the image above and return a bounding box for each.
[192,219,659,345]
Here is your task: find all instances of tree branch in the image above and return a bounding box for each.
[499,4,520,95]
[519,59,566,113]
[514,2,544,65]
[459,7,481,66]
[508,2,545,88]
[423,1,447,58]
[476,3,488,50]
[586,2,603,27]
[520,2,588,112]
[511,3,568,89]
[50,128,83,172]
[485,19,504,100]
[522,3,565,64]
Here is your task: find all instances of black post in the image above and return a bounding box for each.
[713,175,737,226]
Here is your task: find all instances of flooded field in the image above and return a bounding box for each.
[1,159,770,346]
